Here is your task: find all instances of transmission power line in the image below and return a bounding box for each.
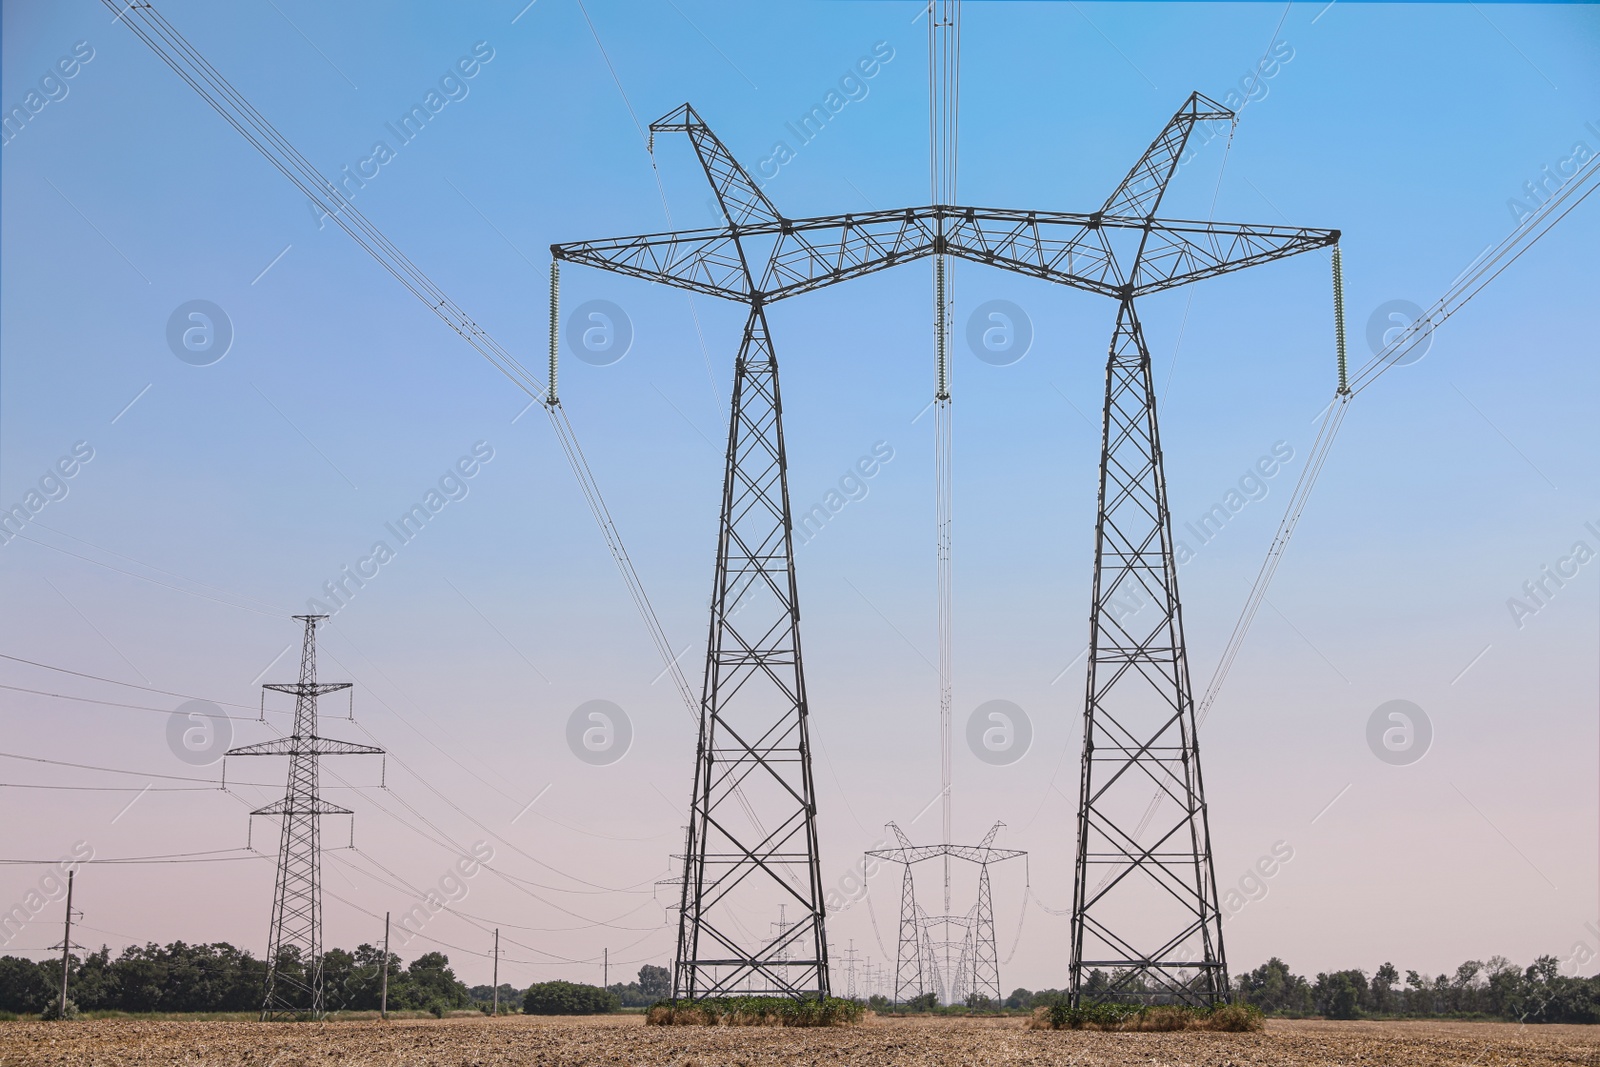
[98,0,700,733]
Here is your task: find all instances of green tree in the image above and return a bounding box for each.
[523,980,619,1014]
[1313,970,1366,1019]
[1235,958,1313,1015]
[1371,962,1399,1014]
[0,956,52,1013]
[402,952,469,1012]
[637,964,670,1000]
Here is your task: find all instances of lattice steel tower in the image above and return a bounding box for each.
[555,93,1337,1006]
[867,822,1023,1005]
[227,615,382,1020]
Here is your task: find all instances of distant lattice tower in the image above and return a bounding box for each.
[227,616,382,1020]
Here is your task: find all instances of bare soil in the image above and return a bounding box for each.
[4,1012,1597,1066]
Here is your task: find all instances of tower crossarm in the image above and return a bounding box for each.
[866,843,1026,865]
[248,796,355,817]
[551,209,940,304]
[553,228,750,302]
[263,682,351,697]
[553,210,1334,306]
[938,211,1337,296]
[1129,219,1340,295]
[226,737,385,757]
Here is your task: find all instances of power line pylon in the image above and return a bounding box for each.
[840,939,859,1000]
[554,94,1337,1010]
[869,821,1022,1005]
[227,615,382,1020]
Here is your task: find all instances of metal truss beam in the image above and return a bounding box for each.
[552,209,1335,303]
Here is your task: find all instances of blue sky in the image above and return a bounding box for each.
[2,0,1598,993]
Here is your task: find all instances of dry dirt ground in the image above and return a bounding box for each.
[4,1013,1599,1066]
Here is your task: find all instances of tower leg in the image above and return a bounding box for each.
[918,910,945,1005]
[674,303,828,1000]
[972,863,999,1002]
[894,865,921,1004]
[1069,299,1227,1007]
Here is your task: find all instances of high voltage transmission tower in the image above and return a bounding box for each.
[867,822,1023,1005]
[555,90,1336,1005]
[227,616,382,1020]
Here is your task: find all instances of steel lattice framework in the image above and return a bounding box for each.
[554,95,1337,1005]
[227,616,382,1020]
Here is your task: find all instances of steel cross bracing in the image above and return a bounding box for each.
[554,95,1337,1006]
[226,616,381,1020]
[673,299,829,999]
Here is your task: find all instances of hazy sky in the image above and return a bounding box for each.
[2,0,1597,995]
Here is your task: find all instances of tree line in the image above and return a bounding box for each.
[2,942,1595,1022]
[1232,956,1598,1023]
[997,955,1598,1023]
[0,942,473,1016]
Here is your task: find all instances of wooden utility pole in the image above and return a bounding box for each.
[380,911,390,1019]
[603,947,608,991]
[492,930,500,1016]
[57,871,75,1018]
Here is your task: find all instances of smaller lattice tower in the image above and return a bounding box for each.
[868,822,1024,1005]
[227,615,382,1020]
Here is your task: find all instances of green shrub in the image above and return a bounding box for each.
[646,996,862,1027]
[40,998,80,1021]
[1034,1001,1261,1032]
[523,981,620,1015]
[1208,1003,1264,1031]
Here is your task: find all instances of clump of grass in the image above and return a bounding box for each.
[1206,1003,1265,1032]
[1030,1001,1263,1032]
[646,996,863,1027]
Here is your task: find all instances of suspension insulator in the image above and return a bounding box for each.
[548,259,561,407]
[936,255,950,400]
[1331,246,1349,395]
